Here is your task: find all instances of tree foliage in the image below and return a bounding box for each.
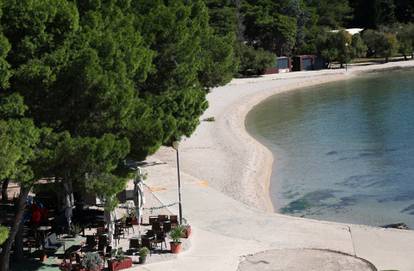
[350,0,414,28]
[317,30,368,66]
[242,0,297,56]
[395,23,414,59]
[0,226,8,245]
[0,1,236,269]
[362,29,399,61]
[306,0,353,28]
[236,43,276,76]
[351,34,368,58]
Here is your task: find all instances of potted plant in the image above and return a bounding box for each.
[138,247,150,264]
[81,252,103,271]
[108,248,133,271]
[181,219,192,238]
[182,224,192,238]
[169,226,184,254]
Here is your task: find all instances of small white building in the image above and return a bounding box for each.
[331,28,364,36]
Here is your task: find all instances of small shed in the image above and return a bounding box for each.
[276,57,292,73]
[293,55,315,71]
[264,56,292,74]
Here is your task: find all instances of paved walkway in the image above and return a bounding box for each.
[134,158,414,271]
[237,249,376,271]
[137,61,414,271]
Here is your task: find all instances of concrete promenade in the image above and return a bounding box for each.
[138,61,414,271]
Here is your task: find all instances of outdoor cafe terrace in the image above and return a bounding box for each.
[0,182,191,271]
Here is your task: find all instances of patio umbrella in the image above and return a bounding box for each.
[133,167,145,236]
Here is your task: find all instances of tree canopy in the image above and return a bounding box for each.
[1,0,414,269]
[0,1,236,269]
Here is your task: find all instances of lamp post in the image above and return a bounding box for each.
[172,141,183,225]
[345,42,349,72]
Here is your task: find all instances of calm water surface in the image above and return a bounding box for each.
[246,69,414,227]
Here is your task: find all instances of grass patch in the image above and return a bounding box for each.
[203,116,215,122]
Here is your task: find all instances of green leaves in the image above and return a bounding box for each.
[307,0,352,28]
[0,225,9,245]
[0,0,236,199]
[236,43,276,76]
[362,29,399,60]
[1,0,79,65]
[397,23,414,58]
[242,1,297,55]
[0,118,40,184]
[317,30,356,65]
[0,34,12,88]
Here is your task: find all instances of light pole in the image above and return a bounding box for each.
[172,141,183,225]
[345,42,349,72]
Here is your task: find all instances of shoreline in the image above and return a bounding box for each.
[236,72,355,212]
[211,60,414,213]
[145,59,414,271]
[153,60,414,214]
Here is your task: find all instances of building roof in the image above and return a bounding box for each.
[331,28,364,35]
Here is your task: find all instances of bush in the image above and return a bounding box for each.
[236,43,276,76]
[82,252,103,270]
[169,226,184,243]
[0,225,9,245]
[139,247,150,258]
[362,29,399,61]
[396,23,414,59]
[202,116,215,122]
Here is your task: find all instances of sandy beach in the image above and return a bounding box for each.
[140,60,414,271]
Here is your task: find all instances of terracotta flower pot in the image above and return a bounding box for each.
[107,257,133,271]
[170,242,182,254]
[183,225,192,238]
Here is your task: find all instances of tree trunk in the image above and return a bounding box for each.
[1,179,10,202]
[104,208,116,248]
[134,171,145,237]
[63,180,74,233]
[14,222,24,260]
[0,186,30,271]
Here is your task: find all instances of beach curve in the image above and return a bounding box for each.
[143,60,414,271]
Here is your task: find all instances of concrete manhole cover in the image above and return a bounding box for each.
[237,249,376,271]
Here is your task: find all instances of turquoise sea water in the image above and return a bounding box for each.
[246,69,414,227]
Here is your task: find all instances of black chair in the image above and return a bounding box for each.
[125,217,134,234]
[146,230,155,238]
[141,236,154,255]
[114,225,124,245]
[163,221,172,233]
[151,222,162,233]
[154,232,167,250]
[148,216,158,225]
[86,235,97,250]
[170,215,178,228]
[98,235,108,252]
[129,238,140,250]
